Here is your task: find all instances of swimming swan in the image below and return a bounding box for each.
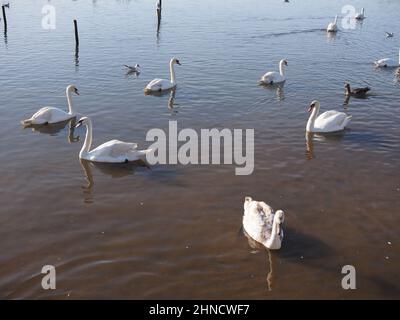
[260,59,288,85]
[327,15,338,32]
[243,197,285,250]
[374,49,400,68]
[21,85,79,126]
[75,117,151,163]
[306,100,352,133]
[144,58,181,93]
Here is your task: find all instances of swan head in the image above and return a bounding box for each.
[75,116,89,128]
[67,85,80,95]
[308,100,320,112]
[279,59,288,67]
[244,196,253,211]
[273,210,285,236]
[171,57,182,65]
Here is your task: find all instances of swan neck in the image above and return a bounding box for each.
[170,60,176,84]
[66,88,74,114]
[306,104,319,132]
[279,61,285,76]
[80,120,93,158]
[265,219,280,248]
[334,15,338,24]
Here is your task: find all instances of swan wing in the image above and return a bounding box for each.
[327,22,336,31]
[88,140,147,162]
[314,110,350,132]
[260,71,284,83]
[145,78,173,91]
[30,107,53,124]
[29,107,71,124]
[243,200,273,244]
[375,58,397,67]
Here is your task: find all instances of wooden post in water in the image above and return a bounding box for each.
[2,5,7,33]
[156,1,162,32]
[73,19,79,48]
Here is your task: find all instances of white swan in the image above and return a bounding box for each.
[144,57,181,93]
[374,49,400,68]
[327,15,338,32]
[21,85,79,126]
[355,8,365,20]
[306,100,351,133]
[243,197,285,250]
[75,117,151,163]
[260,59,288,85]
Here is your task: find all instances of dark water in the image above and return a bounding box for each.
[0,0,399,299]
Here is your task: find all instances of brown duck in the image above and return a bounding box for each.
[345,83,370,97]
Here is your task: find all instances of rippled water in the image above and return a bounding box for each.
[0,0,399,299]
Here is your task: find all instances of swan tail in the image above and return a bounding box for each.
[21,118,34,126]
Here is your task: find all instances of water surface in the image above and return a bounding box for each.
[0,0,399,299]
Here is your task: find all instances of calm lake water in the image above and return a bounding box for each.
[0,0,399,299]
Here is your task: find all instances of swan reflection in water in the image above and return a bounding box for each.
[305,131,346,160]
[168,88,179,113]
[260,82,285,101]
[326,30,337,43]
[23,118,80,143]
[243,230,275,291]
[144,87,179,112]
[79,158,150,203]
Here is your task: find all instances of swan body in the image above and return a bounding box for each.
[243,197,284,250]
[374,50,400,67]
[21,85,79,126]
[386,32,394,38]
[76,117,151,163]
[144,58,181,93]
[306,100,351,133]
[355,8,365,20]
[260,59,288,85]
[327,15,338,32]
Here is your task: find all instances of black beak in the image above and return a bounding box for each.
[177,61,182,65]
[75,88,80,95]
